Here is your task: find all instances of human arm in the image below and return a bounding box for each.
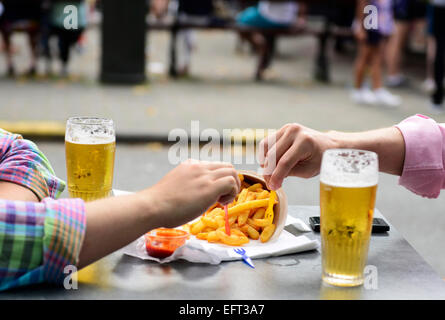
[0,181,39,202]
[0,160,240,290]
[260,115,445,198]
[259,123,405,190]
[78,160,240,267]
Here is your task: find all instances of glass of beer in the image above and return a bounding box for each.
[320,149,378,287]
[65,117,116,201]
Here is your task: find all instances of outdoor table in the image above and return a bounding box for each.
[2,205,445,300]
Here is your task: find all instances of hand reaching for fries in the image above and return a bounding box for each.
[185,174,278,246]
[140,160,241,229]
[259,123,338,190]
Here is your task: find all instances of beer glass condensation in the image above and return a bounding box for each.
[65,117,116,201]
[320,149,378,287]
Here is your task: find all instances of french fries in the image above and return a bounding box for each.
[186,173,278,246]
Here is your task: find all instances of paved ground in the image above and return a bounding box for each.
[1,27,445,279]
[1,28,444,135]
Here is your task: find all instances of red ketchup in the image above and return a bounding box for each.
[145,228,188,259]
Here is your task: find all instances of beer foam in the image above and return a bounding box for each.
[320,149,378,188]
[66,134,115,144]
[66,118,115,144]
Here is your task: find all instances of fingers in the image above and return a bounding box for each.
[261,124,301,176]
[213,175,239,205]
[258,127,284,167]
[267,143,300,190]
[262,130,294,175]
[268,136,313,190]
[211,167,241,191]
[263,174,272,190]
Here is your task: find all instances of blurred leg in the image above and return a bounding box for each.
[426,36,436,81]
[2,30,14,76]
[251,32,266,80]
[386,22,409,79]
[177,29,194,75]
[56,28,83,76]
[432,7,445,106]
[27,24,40,75]
[370,44,383,90]
[238,30,266,80]
[354,42,372,89]
[262,35,276,70]
[432,34,444,105]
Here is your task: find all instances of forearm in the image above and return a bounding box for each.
[78,191,160,268]
[78,160,240,268]
[327,127,405,176]
[0,181,39,202]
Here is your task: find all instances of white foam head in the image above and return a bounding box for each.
[65,117,115,144]
[320,149,378,187]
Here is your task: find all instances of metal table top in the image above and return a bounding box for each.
[2,206,445,300]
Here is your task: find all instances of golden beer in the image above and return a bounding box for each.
[320,149,378,287]
[65,140,115,201]
[65,117,115,202]
[65,117,115,282]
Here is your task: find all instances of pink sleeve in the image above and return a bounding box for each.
[395,114,445,198]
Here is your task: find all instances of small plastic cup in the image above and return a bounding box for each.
[145,228,189,259]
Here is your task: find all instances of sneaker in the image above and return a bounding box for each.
[374,88,401,108]
[422,78,436,93]
[386,74,407,88]
[429,102,444,114]
[350,88,377,105]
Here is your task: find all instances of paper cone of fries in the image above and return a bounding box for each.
[238,170,288,242]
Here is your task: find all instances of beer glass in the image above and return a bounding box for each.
[65,117,116,201]
[320,149,378,287]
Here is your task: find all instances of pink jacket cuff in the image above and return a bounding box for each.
[395,114,445,198]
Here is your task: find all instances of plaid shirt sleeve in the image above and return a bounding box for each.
[0,129,87,291]
[0,197,86,291]
[0,128,65,200]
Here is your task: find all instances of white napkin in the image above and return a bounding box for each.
[122,215,319,264]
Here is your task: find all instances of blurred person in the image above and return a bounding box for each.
[176,0,214,76]
[422,2,436,93]
[151,0,170,20]
[151,0,215,77]
[386,0,427,87]
[259,113,444,199]
[236,0,306,81]
[0,0,43,77]
[0,128,240,291]
[332,2,356,54]
[0,2,3,51]
[351,0,401,107]
[430,0,445,113]
[44,0,87,77]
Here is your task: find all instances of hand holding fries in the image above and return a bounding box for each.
[185,173,279,246]
[144,160,240,228]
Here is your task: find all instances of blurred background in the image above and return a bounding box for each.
[1,0,445,278]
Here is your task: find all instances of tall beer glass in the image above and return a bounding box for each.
[320,149,378,287]
[65,117,116,201]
